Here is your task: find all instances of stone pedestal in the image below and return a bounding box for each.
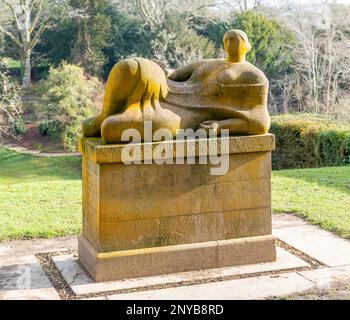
[78,134,276,282]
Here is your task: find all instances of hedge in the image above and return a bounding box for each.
[269,114,350,169]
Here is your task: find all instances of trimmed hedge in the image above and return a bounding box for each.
[270,114,350,169]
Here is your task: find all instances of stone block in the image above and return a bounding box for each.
[79,134,276,281]
[79,234,276,282]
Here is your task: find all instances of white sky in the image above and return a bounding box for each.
[283,0,350,4]
[267,0,350,5]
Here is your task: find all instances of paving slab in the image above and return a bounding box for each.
[80,296,109,300]
[299,265,350,288]
[107,272,314,300]
[273,225,350,266]
[0,236,77,258]
[0,244,10,256]
[0,288,59,300]
[0,255,59,300]
[53,247,310,296]
[272,214,308,229]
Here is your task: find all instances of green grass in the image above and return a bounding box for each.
[0,147,349,240]
[2,58,21,69]
[0,148,82,240]
[273,166,350,238]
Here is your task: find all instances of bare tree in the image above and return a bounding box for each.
[279,2,350,116]
[0,68,23,141]
[112,0,217,26]
[218,0,263,12]
[0,0,58,88]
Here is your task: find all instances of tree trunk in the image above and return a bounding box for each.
[22,49,31,88]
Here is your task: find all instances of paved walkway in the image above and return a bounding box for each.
[0,142,80,158]
[1,214,350,300]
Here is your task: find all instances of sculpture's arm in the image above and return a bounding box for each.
[167,61,204,82]
[200,119,249,135]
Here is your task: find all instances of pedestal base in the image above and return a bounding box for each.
[79,235,276,282]
[78,134,276,282]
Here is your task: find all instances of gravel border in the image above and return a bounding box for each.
[35,243,323,300]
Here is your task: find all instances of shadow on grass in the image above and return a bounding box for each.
[0,148,81,184]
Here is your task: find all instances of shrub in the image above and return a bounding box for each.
[150,14,216,69]
[9,117,26,137]
[0,67,26,139]
[270,114,350,169]
[38,120,64,140]
[36,62,103,151]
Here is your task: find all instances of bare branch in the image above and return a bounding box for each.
[29,0,44,34]
[0,24,21,46]
[2,0,24,31]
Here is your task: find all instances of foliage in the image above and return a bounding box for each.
[34,2,75,69]
[102,9,154,78]
[69,0,113,76]
[0,67,26,139]
[35,62,102,151]
[150,13,216,68]
[270,114,350,169]
[189,11,296,113]
[189,16,232,51]
[0,0,61,87]
[105,10,217,72]
[231,11,295,78]
[285,5,350,116]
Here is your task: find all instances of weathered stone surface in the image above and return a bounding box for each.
[96,208,272,252]
[98,151,271,196]
[273,225,350,266]
[0,237,76,259]
[0,255,59,300]
[107,272,314,300]
[54,246,309,296]
[79,134,275,164]
[299,265,350,287]
[82,30,272,144]
[79,235,275,282]
[218,207,272,239]
[217,236,276,267]
[79,135,275,281]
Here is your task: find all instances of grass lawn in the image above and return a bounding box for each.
[2,58,21,69]
[0,148,82,240]
[272,166,350,238]
[0,147,349,240]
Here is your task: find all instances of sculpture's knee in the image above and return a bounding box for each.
[82,115,102,137]
[248,116,270,135]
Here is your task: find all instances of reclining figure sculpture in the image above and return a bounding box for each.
[82,29,270,143]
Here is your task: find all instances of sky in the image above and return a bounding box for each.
[281,0,350,4]
[267,0,350,6]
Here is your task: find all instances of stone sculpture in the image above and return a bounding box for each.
[82,29,270,143]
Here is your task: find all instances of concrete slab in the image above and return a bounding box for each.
[0,288,59,300]
[53,246,310,296]
[0,255,59,300]
[0,244,10,256]
[273,225,350,266]
[80,296,108,300]
[107,272,314,300]
[0,236,77,258]
[299,265,350,288]
[272,214,308,229]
